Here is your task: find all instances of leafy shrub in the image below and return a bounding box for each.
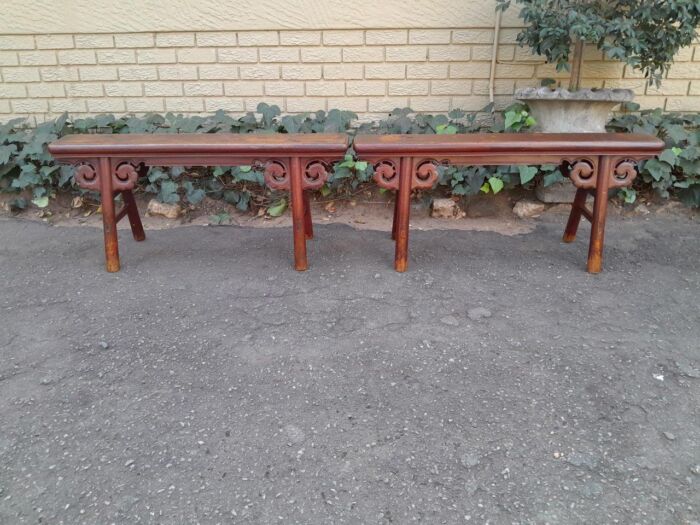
[496,0,700,90]
[0,103,698,212]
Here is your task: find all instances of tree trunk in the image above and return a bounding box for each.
[569,38,585,91]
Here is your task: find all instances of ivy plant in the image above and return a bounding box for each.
[1,103,698,213]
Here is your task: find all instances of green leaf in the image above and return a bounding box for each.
[436,124,458,135]
[658,148,677,166]
[236,192,250,211]
[223,190,240,204]
[158,180,179,203]
[488,177,504,194]
[518,165,538,184]
[31,195,49,208]
[267,198,287,217]
[504,111,520,130]
[644,159,672,182]
[320,184,331,197]
[209,212,230,225]
[0,144,17,164]
[354,161,368,171]
[543,169,564,187]
[618,187,637,204]
[10,197,27,210]
[187,188,205,205]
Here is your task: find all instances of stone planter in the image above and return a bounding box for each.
[515,87,634,202]
[515,87,634,133]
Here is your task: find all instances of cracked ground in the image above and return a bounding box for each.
[0,213,698,524]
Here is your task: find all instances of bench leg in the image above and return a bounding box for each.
[99,157,120,272]
[121,189,146,242]
[563,187,588,243]
[290,157,308,271]
[391,195,398,240]
[303,190,313,240]
[394,157,412,272]
[587,156,611,274]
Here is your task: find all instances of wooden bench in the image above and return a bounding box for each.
[49,133,348,272]
[354,133,664,273]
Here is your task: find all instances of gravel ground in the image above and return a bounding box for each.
[0,214,698,524]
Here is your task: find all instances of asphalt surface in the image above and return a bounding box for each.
[0,214,698,524]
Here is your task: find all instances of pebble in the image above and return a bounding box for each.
[124,459,135,467]
[467,307,492,321]
[460,452,480,468]
[283,424,305,445]
[98,341,109,349]
[440,315,460,327]
[512,199,545,219]
[690,464,700,476]
[663,431,676,441]
[566,452,598,469]
[431,198,464,219]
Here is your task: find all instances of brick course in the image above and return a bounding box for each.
[0,29,697,122]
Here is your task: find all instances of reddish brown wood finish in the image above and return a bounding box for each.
[354,133,664,273]
[49,133,348,272]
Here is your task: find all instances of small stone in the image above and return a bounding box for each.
[553,451,561,459]
[634,203,650,215]
[147,199,181,219]
[690,464,700,476]
[431,198,464,219]
[98,341,109,350]
[460,453,480,468]
[440,315,460,327]
[535,179,577,203]
[581,481,603,498]
[124,459,135,467]
[663,431,676,441]
[674,359,700,379]
[513,199,545,219]
[283,424,305,445]
[467,307,492,321]
[566,452,598,469]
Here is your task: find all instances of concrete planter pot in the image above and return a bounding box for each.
[515,87,634,202]
[515,87,634,133]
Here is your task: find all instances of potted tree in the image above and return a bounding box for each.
[496,0,700,133]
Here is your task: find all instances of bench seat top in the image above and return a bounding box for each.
[49,133,349,157]
[353,133,663,156]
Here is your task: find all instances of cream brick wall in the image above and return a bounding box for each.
[1,26,699,123]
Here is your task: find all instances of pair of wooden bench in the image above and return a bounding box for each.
[49,132,663,274]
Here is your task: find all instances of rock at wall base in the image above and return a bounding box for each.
[512,199,545,219]
[535,179,577,204]
[147,199,181,219]
[431,198,465,219]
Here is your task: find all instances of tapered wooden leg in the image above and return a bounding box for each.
[563,187,588,243]
[394,157,412,272]
[587,156,611,273]
[290,157,308,271]
[99,157,120,272]
[121,189,145,241]
[303,191,313,240]
[391,195,398,240]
